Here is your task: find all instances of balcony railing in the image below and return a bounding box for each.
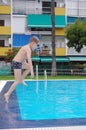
[0,47,11,56]
[13,6,86,17]
[13,7,51,15]
[13,6,65,15]
[0,26,11,35]
[0,1,11,5]
[67,8,86,17]
[0,5,11,14]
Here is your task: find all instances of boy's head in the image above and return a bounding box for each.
[29,36,40,51]
[30,36,40,44]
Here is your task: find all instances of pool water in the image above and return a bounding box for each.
[16,80,86,120]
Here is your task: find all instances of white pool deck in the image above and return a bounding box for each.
[2,126,86,130]
[0,80,86,130]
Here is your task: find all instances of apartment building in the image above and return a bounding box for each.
[12,0,66,57]
[0,0,11,57]
[0,0,86,64]
[12,0,86,58]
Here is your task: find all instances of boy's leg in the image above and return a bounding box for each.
[21,62,30,85]
[21,69,30,86]
[22,69,30,80]
[4,69,22,103]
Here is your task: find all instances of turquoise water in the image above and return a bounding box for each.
[16,80,86,120]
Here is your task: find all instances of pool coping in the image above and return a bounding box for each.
[2,126,86,130]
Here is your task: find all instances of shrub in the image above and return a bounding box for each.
[4,48,19,63]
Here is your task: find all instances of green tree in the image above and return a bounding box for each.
[66,19,86,52]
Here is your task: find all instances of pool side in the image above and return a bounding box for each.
[1,126,86,130]
[0,80,7,92]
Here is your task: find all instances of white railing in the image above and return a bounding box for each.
[12,7,51,15]
[0,0,11,5]
[13,6,86,17]
[32,31,51,35]
[67,8,86,17]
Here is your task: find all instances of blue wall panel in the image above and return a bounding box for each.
[67,16,85,24]
[13,34,40,47]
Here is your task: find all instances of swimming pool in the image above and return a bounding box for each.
[0,80,86,129]
[16,80,86,120]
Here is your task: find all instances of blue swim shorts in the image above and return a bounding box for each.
[11,60,22,69]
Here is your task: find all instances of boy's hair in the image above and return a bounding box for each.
[30,36,40,44]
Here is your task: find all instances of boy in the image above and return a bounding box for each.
[4,36,40,103]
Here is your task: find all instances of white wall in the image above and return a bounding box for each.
[12,15,26,34]
[5,38,10,46]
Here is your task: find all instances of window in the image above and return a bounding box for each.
[31,27,51,31]
[42,1,56,14]
[0,40,5,47]
[0,20,4,26]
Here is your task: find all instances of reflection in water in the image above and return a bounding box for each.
[44,70,47,91]
[36,80,39,94]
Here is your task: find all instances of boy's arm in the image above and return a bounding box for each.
[26,51,34,78]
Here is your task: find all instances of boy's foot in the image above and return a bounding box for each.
[22,81,28,86]
[4,93,9,103]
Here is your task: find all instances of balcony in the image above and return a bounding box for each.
[55,28,65,36]
[40,48,51,56]
[13,6,65,15]
[66,0,86,17]
[0,1,11,5]
[0,47,11,56]
[55,7,65,15]
[0,26,11,35]
[67,8,86,17]
[55,48,66,56]
[0,5,11,14]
